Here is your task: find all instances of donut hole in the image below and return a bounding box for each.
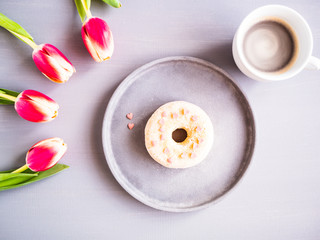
[172,128,187,143]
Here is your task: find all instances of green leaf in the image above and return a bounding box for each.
[74,0,91,22]
[0,175,36,187]
[101,0,122,8]
[0,172,38,182]
[0,164,69,191]
[0,12,34,43]
[0,88,19,105]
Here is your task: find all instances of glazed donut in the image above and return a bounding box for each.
[145,101,214,168]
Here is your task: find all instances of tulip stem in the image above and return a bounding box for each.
[86,10,92,19]
[0,92,17,102]
[11,164,29,174]
[8,30,38,50]
[81,0,92,19]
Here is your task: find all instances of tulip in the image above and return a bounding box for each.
[32,44,76,83]
[12,138,67,173]
[0,13,75,83]
[81,17,114,62]
[14,89,59,123]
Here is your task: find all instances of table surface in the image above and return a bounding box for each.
[1,0,320,239]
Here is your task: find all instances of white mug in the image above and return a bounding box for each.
[232,5,320,82]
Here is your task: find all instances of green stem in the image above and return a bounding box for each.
[11,164,29,173]
[81,0,92,19]
[0,92,17,102]
[8,30,38,50]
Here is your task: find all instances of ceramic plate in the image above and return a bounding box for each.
[102,56,255,212]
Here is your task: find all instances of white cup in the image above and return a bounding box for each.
[232,5,320,82]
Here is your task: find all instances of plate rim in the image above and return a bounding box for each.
[102,56,256,212]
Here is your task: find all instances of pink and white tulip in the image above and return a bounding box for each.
[81,17,114,62]
[26,137,67,172]
[14,89,59,123]
[32,44,75,83]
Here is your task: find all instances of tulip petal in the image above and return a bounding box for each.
[15,98,56,122]
[82,33,101,62]
[42,44,75,73]
[21,90,58,109]
[14,90,59,123]
[32,44,75,83]
[43,54,72,83]
[81,17,114,62]
[33,47,64,83]
[26,138,67,172]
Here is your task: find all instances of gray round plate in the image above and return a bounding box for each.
[102,56,255,212]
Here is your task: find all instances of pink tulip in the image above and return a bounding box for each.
[81,17,114,62]
[12,138,67,173]
[26,137,67,172]
[14,89,59,123]
[32,44,75,83]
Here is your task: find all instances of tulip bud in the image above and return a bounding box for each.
[25,137,67,172]
[81,17,114,62]
[32,44,75,83]
[14,90,59,123]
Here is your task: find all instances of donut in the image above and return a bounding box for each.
[144,101,214,168]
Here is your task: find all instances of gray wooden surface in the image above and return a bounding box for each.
[0,0,319,239]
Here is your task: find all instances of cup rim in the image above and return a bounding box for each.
[235,4,313,81]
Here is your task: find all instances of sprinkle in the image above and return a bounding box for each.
[191,115,198,121]
[192,143,199,149]
[198,138,204,144]
[167,158,172,164]
[161,112,167,117]
[151,141,156,147]
[160,134,165,141]
[158,118,165,125]
[182,109,189,115]
[159,126,165,132]
[190,153,197,158]
[195,126,202,132]
[180,153,187,159]
[172,112,178,119]
[126,113,133,120]
[127,123,134,130]
[163,147,170,154]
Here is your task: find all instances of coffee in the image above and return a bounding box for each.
[243,19,297,72]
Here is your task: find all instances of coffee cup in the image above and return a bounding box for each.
[232,5,320,82]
